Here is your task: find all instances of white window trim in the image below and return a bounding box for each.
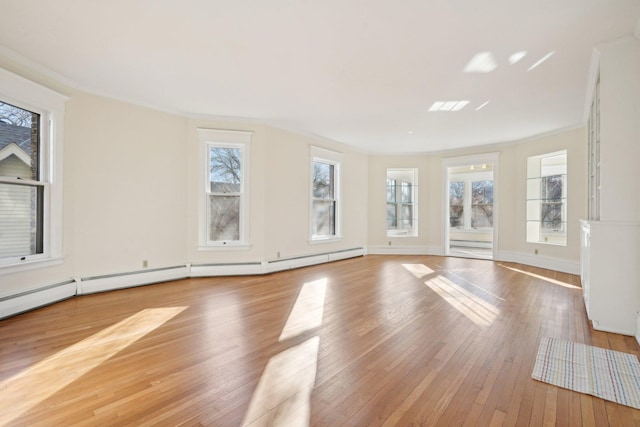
[386,168,418,237]
[0,67,67,273]
[197,128,252,250]
[309,146,343,243]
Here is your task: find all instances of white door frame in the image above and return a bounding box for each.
[442,152,500,259]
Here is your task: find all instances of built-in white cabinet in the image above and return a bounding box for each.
[580,220,640,335]
[580,38,640,338]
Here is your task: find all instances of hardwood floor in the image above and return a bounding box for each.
[1,255,639,426]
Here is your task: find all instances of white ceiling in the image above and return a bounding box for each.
[1,0,639,153]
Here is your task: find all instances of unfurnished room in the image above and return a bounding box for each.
[1,1,640,426]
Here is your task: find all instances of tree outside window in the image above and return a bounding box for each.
[198,128,251,248]
[208,146,241,241]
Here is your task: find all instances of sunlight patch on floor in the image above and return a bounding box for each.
[402,263,435,279]
[279,278,327,342]
[425,275,500,327]
[499,264,580,289]
[0,307,186,426]
[242,336,320,427]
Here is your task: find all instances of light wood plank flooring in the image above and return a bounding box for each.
[1,255,640,426]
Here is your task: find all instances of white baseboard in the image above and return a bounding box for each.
[591,319,635,337]
[1,246,579,319]
[496,250,580,275]
[190,262,264,277]
[0,280,76,319]
[77,265,189,295]
[191,247,366,276]
[367,245,443,256]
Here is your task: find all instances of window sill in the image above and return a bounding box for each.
[198,243,252,251]
[309,236,343,245]
[0,256,64,275]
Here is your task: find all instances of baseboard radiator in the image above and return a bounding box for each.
[1,248,365,319]
[190,247,365,277]
[0,280,76,320]
[77,265,189,295]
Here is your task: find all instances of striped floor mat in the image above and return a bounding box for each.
[532,337,640,409]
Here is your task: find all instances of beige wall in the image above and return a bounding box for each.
[368,127,587,264]
[598,37,640,222]
[0,54,588,296]
[185,121,369,264]
[68,93,188,276]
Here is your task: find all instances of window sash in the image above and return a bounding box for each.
[310,148,341,241]
[206,144,243,244]
[0,180,45,264]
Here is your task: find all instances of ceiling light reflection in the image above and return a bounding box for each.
[509,51,527,64]
[464,51,497,73]
[528,51,555,71]
[475,101,490,111]
[429,100,470,112]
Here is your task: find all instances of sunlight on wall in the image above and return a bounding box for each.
[424,275,500,327]
[0,307,186,426]
[242,336,320,427]
[499,264,580,289]
[279,278,327,342]
[402,263,435,279]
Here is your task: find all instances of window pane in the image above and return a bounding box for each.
[471,205,493,228]
[400,204,413,228]
[472,180,493,204]
[386,179,396,203]
[209,147,241,193]
[542,175,563,200]
[471,180,493,228]
[449,181,465,205]
[387,203,397,228]
[209,195,240,241]
[449,181,464,227]
[313,162,334,199]
[0,183,43,258]
[450,205,464,227]
[401,182,412,203]
[0,101,40,180]
[312,200,335,237]
[541,202,563,230]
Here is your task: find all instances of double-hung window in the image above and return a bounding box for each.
[526,150,567,245]
[449,172,493,230]
[387,169,418,237]
[198,129,251,248]
[0,68,66,271]
[310,146,342,242]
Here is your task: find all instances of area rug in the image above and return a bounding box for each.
[532,337,640,409]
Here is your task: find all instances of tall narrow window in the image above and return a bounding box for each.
[0,67,66,271]
[449,181,465,228]
[310,146,342,241]
[0,102,42,259]
[387,169,418,237]
[198,129,251,248]
[527,150,567,245]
